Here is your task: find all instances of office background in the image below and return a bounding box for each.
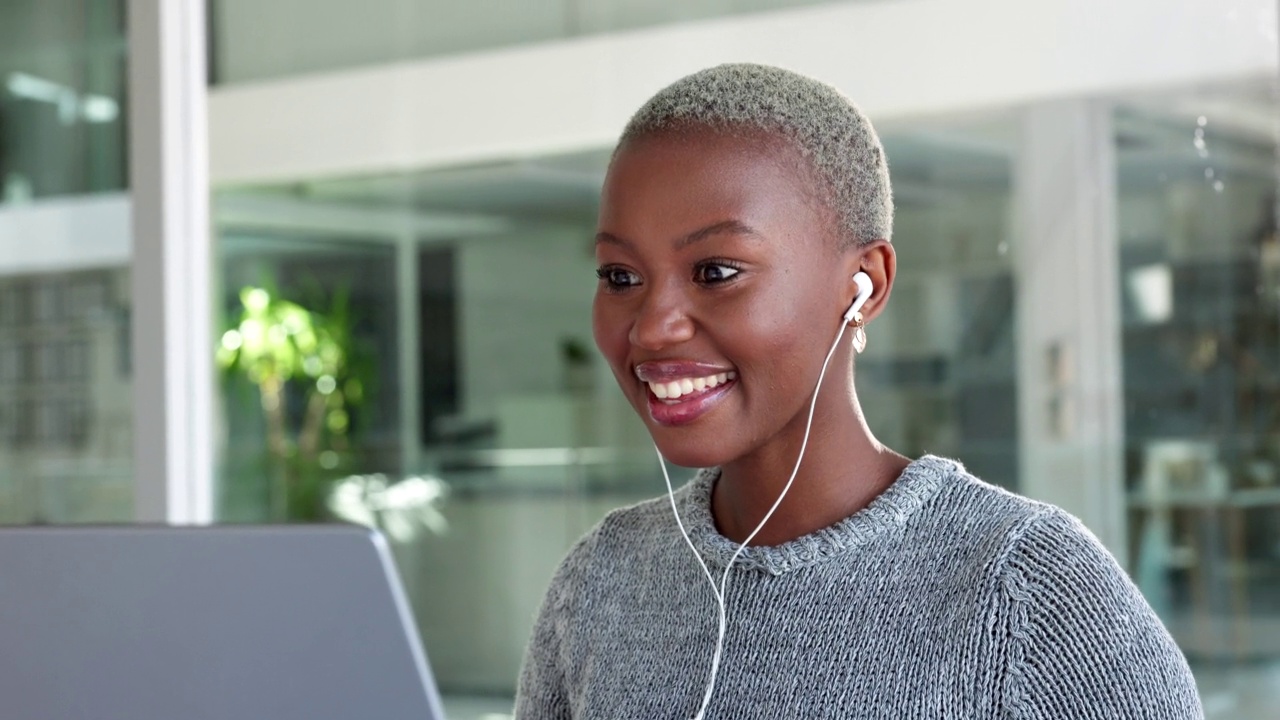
[1,0,1278,717]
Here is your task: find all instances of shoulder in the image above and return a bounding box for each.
[906,457,1060,559]
[994,504,1175,657]
[995,504,1139,611]
[922,462,1163,638]
[1003,505,1113,574]
[519,487,683,718]
[594,489,681,542]
[586,485,683,556]
[990,507,1202,717]
[913,464,1203,715]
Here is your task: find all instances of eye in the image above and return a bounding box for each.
[596,265,641,291]
[694,261,742,285]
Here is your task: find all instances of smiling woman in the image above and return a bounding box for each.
[592,126,906,548]
[515,64,1204,720]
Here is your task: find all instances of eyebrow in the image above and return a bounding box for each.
[594,220,763,250]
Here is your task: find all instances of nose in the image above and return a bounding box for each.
[629,281,695,351]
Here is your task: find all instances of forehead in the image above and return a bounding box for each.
[599,128,833,246]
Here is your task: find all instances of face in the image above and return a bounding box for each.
[593,129,859,468]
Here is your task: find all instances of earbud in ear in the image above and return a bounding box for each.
[842,272,874,322]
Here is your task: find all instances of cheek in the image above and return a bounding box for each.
[752,319,816,377]
[744,283,827,353]
[591,296,629,366]
[729,286,837,389]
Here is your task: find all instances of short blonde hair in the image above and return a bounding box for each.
[619,63,893,248]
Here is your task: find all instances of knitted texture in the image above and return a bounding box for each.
[515,456,1203,719]
[619,63,893,248]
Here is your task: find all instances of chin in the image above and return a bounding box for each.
[649,432,736,470]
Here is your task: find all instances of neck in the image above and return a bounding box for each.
[712,384,909,546]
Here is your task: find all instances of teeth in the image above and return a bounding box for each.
[646,371,735,400]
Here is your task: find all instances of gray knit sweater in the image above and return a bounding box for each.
[515,456,1203,719]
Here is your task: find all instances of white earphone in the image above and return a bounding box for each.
[843,271,874,323]
[656,271,874,720]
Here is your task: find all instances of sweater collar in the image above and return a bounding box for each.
[677,455,960,576]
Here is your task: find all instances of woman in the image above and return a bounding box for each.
[516,63,1202,719]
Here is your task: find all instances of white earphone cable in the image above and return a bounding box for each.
[655,316,851,720]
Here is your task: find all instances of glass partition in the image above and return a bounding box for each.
[1116,79,1280,715]
[870,120,1018,488]
[0,0,132,524]
[0,0,127,204]
[207,3,1278,716]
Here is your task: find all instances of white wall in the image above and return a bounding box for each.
[209,0,1278,186]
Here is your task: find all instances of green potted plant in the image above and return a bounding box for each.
[216,285,368,520]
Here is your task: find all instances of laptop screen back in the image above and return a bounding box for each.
[0,525,445,720]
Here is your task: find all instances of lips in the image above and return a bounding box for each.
[634,361,737,426]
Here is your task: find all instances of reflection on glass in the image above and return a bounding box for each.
[1116,79,1280,716]
[0,269,133,523]
[0,0,131,523]
[327,472,450,542]
[0,0,126,205]
[872,123,1018,488]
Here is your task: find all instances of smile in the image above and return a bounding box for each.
[633,361,738,426]
[647,371,736,402]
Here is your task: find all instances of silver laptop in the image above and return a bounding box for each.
[0,524,446,720]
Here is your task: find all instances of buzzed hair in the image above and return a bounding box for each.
[618,63,893,248]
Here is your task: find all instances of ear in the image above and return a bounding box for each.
[841,240,896,324]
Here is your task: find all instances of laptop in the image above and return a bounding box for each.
[0,524,447,720]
